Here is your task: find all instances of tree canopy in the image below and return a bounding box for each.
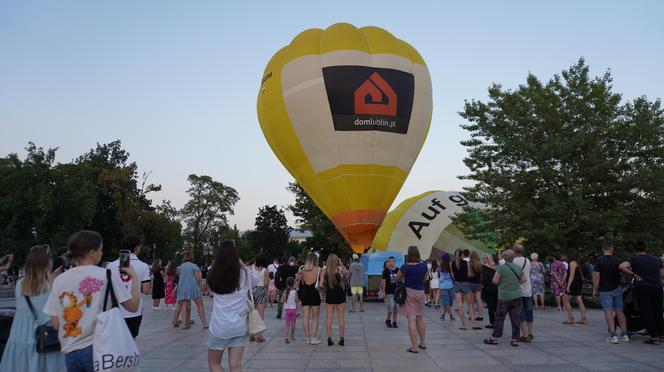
[456,58,664,257]
[253,205,290,260]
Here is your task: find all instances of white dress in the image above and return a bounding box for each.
[429,270,440,289]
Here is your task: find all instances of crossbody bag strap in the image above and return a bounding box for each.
[24,295,38,321]
[246,268,256,307]
[103,269,119,311]
[507,265,521,282]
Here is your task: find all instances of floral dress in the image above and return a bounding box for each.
[550,261,567,297]
[165,273,177,305]
[530,262,545,295]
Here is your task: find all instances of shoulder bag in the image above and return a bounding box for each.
[246,268,266,336]
[25,295,60,353]
[394,265,407,305]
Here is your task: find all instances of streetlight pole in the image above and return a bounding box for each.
[31,227,37,242]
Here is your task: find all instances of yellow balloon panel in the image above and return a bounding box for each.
[257,23,432,253]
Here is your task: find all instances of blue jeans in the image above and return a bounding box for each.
[520,296,534,322]
[65,345,93,372]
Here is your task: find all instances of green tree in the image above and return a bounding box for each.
[457,58,664,257]
[253,205,290,260]
[286,182,351,261]
[180,174,239,259]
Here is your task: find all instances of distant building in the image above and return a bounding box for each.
[289,230,313,243]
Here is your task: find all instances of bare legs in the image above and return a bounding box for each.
[172,301,183,326]
[455,291,467,329]
[406,315,426,350]
[153,298,161,308]
[193,297,208,328]
[555,295,563,311]
[208,347,244,372]
[325,303,345,339]
[563,295,587,323]
[466,293,477,327]
[302,306,320,340]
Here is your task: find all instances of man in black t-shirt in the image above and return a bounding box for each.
[619,241,664,345]
[275,256,299,319]
[381,256,400,328]
[592,240,628,343]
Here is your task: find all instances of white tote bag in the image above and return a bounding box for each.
[93,270,140,372]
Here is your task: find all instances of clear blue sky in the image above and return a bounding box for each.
[1,0,662,230]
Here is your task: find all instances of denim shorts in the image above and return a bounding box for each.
[520,296,534,322]
[599,287,624,311]
[453,282,471,294]
[470,283,482,293]
[441,288,455,306]
[207,333,247,351]
[65,345,93,372]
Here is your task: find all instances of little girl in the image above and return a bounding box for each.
[267,271,276,308]
[282,277,298,343]
[164,262,177,310]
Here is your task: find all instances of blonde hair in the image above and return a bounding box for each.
[326,254,339,288]
[21,245,52,296]
[469,251,481,272]
[303,252,318,271]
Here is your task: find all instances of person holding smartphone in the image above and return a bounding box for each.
[106,236,152,338]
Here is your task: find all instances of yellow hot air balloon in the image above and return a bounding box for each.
[372,191,493,259]
[257,23,432,253]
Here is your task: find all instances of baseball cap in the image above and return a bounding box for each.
[352,253,359,260]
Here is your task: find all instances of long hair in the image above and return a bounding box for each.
[407,246,421,263]
[151,259,162,275]
[182,251,194,263]
[326,254,339,289]
[453,249,463,270]
[21,245,51,296]
[431,259,438,273]
[303,252,318,271]
[469,251,481,272]
[441,255,452,273]
[207,240,241,295]
[166,262,177,276]
[284,277,295,304]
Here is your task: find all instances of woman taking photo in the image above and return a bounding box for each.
[44,230,140,372]
[172,252,208,329]
[319,253,348,346]
[452,249,479,330]
[397,246,428,353]
[0,245,64,372]
[563,250,587,325]
[207,240,251,372]
[151,258,165,310]
[298,252,322,345]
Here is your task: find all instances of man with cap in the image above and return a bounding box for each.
[349,253,365,312]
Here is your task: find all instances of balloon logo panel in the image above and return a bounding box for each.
[257,23,432,253]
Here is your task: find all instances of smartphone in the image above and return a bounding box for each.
[119,250,131,269]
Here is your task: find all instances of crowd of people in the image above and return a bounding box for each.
[0,230,663,372]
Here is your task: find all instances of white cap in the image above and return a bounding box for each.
[352,253,359,260]
[530,253,539,260]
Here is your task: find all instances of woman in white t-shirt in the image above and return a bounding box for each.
[207,240,256,372]
[43,230,140,372]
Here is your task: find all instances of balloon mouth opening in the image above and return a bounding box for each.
[331,210,386,253]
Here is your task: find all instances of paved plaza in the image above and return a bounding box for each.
[135,296,663,372]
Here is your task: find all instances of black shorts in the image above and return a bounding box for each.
[299,284,321,307]
[124,315,142,338]
[325,287,346,305]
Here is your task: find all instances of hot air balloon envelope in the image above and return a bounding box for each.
[257,23,432,253]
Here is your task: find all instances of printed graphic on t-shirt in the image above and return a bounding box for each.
[59,276,104,337]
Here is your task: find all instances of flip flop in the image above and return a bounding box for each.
[407,348,419,354]
[472,327,482,330]
[459,327,468,330]
[510,340,519,347]
[418,344,427,350]
[483,338,498,345]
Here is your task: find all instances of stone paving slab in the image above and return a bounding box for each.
[135,295,664,371]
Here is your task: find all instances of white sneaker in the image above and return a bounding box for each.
[310,337,322,345]
[620,335,630,343]
[607,336,619,344]
[305,338,311,345]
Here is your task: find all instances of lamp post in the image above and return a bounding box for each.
[31,227,37,242]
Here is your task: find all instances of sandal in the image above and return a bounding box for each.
[483,338,498,345]
[203,324,209,329]
[418,344,427,350]
[459,327,468,330]
[183,324,191,330]
[576,318,587,325]
[472,326,482,330]
[518,336,531,343]
[407,348,419,354]
[510,340,519,347]
[255,336,266,343]
[562,319,575,325]
[172,323,180,328]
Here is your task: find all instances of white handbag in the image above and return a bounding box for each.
[246,270,266,336]
[93,270,140,372]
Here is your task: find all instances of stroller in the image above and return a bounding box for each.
[620,284,644,333]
